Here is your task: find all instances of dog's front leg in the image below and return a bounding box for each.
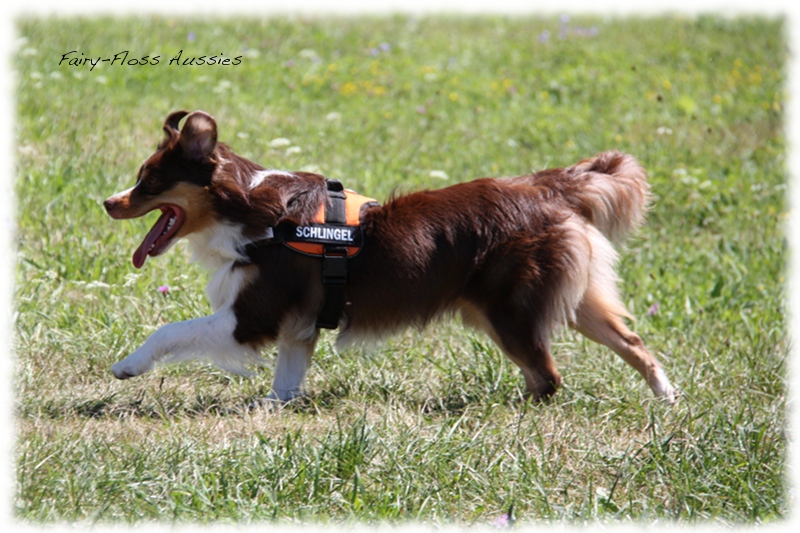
[265,335,318,403]
[111,309,241,379]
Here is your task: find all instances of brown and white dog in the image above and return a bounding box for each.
[104,110,675,405]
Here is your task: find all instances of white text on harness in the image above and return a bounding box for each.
[295,225,355,243]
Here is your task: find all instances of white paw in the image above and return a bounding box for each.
[111,355,153,379]
[269,389,305,403]
[651,368,677,404]
[248,389,305,411]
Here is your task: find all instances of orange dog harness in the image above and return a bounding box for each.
[242,179,379,329]
[282,187,378,257]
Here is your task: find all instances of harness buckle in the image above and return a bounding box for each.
[321,247,348,283]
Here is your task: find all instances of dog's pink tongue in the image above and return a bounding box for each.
[132,210,172,269]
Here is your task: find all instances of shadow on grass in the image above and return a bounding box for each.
[25,379,532,421]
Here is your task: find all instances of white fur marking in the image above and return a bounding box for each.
[186,221,248,271]
[248,169,296,190]
[206,261,254,312]
[107,186,135,203]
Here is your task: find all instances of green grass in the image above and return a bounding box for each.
[13,14,787,526]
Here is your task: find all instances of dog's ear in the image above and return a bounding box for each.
[163,110,189,139]
[178,111,218,162]
[157,110,190,149]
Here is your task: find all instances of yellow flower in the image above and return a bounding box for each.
[448,92,459,102]
[340,82,358,96]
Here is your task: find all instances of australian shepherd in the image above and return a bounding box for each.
[104,110,675,405]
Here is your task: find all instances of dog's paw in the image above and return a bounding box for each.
[248,390,305,411]
[111,355,153,380]
[659,384,677,405]
[651,368,677,404]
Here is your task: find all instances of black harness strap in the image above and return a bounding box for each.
[241,179,367,331]
[315,179,348,329]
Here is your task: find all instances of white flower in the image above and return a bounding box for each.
[326,112,342,121]
[285,146,302,155]
[268,138,292,148]
[299,49,321,63]
[429,170,449,180]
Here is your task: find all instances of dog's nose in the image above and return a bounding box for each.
[103,197,117,213]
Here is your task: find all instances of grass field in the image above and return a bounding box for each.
[12,14,788,526]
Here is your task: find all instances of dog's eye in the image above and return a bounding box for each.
[135,171,160,196]
[139,178,161,196]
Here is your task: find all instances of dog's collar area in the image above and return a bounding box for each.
[241,178,378,330]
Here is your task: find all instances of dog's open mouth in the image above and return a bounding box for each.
[132,205,186,269]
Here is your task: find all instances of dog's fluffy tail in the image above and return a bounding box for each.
[566,151,649,243]
[526,151,650,245]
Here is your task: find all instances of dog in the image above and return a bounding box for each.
[104,110,676,405]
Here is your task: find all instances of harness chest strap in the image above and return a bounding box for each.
[315,179,364,330]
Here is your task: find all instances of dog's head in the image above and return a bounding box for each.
[104,110,226,268]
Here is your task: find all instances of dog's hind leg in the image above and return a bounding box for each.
[509,338,563,401]
[473,306,562,401]
[572,284,676,403]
